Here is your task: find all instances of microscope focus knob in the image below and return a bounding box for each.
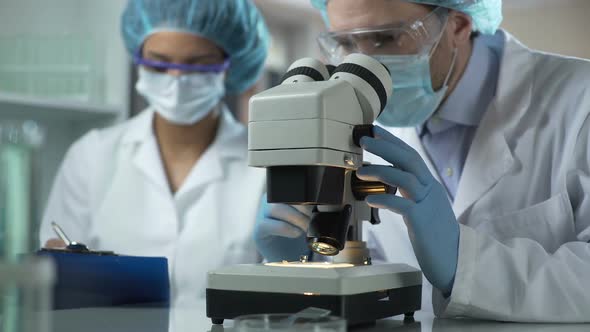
[351,170,398,201]
[352,124,374,148]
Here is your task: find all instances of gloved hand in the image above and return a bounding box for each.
[253,194,313,262]
[356,126,460,296]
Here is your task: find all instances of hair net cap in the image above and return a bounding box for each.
[122,0,270,94]
[311,0,502,35]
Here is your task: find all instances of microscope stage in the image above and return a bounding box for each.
[206,263,422,326]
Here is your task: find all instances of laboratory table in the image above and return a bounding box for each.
[51,300,590,332]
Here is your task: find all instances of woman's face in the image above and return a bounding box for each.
[141,31,225,76]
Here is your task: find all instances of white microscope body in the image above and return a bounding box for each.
[207,55,422,326]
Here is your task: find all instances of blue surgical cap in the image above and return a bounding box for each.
[310,0,502,35]
[122,0,270,94]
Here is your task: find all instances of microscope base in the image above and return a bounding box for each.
[206,263,422,326]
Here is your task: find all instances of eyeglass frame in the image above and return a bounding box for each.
[132,48,231,74]
[317,6,450,63]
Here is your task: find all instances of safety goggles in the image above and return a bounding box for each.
[317,6,449,64]
[133,50,231,74]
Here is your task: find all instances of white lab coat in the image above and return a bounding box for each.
[40,106,266,304]
[365,30,590,322]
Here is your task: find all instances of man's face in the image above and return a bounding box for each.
[326,0,455,91]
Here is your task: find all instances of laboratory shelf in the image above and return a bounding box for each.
[0,93,121,122]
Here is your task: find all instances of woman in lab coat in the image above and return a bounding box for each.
[40,0,269,302]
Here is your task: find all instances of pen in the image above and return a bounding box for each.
[51,221,71,246]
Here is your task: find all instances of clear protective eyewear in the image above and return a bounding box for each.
[318,6,450,64]
[133,49,231,74]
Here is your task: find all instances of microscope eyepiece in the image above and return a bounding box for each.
[325,64,337,76]
[332,63,388,113]
[329,54,393,122]
[281,58,331,84]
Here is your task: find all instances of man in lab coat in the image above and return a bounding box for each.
[255,0,590,322]
[40,0,269,304]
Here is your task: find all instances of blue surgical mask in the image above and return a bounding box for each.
[374,48,457,127]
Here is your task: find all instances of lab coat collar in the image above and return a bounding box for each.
[482,30,533,113]
[174,106,248,197]
[452,30,532,220]
[121,105,246,158]
[121,107,155,145]
[120,105,247,195]
[120,109,169,194]
[213,105,249,161]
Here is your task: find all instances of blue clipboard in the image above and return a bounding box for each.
[38,249,170,309]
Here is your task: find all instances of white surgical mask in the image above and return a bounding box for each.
[135,67,226,125]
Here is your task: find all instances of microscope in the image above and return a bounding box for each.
[206,54,422,326]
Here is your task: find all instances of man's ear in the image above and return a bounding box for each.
[447,11,473,47]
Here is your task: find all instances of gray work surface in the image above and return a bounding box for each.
[51,300,590,332]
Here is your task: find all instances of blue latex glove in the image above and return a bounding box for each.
[356,126,460,295]
[253,194,313,262]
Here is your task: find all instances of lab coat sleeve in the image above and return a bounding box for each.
[433,225,590,322]
[433,91,590,322]
[39,132,98,247]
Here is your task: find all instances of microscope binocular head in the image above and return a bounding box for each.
[248,53,392,202]
[248,54,394,256]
